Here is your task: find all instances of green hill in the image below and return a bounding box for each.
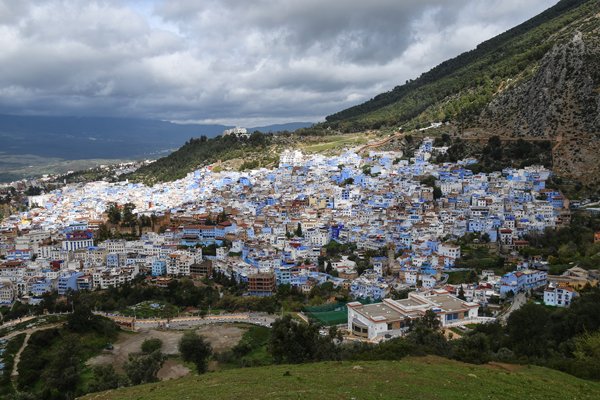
[128,133,274,184]
[124,0,599,187]
[82,356,600,400]
[324,0,600,186]
[325,0,595,129]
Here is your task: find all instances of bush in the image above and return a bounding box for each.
[141,338,163,354]
[125,351,165,385]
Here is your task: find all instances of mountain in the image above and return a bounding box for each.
[0,114,312,161]
[250,122,314,133]
[0,114,232,160]
[0,115,313,182]
[82,357,600,400]
[324,0,600,186]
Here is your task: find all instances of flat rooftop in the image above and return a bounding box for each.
[355,302,405,322]
[428,294,470,312]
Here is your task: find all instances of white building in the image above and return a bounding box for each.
[438,243,461,260]
[279,149,304,167]
[0,279,15,304]
[543,285,577,307]
[62,231,94,252]
[222,127,248,137]
[347,290,484,341]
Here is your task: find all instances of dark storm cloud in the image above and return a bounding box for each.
[0,0,557,125]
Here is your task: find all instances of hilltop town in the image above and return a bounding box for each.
[2,136,595,335]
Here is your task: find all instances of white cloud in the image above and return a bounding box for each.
[0,0,558,124]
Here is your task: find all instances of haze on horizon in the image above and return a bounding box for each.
[0,0,557,127]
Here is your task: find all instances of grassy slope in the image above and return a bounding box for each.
[324,0,595,131]
[82,356,600,400]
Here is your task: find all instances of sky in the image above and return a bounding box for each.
[0,0,558,126]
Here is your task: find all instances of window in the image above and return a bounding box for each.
[446,313,459,321]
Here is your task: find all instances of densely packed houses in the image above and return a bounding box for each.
[1,139,566,306]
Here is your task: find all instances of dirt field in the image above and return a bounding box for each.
[157,359,191,381]
[87,324,247,379]
[194,324,245,352]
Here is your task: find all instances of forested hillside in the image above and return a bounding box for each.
[325,0,593,129]
[128,133,273,184]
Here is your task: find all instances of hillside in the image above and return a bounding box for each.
[324,0,600,185]
[127,133,276,184]
[82,357,600,400]
[127,130,375,184]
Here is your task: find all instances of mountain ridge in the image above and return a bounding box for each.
[323,0,600,186]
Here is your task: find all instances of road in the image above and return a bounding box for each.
[0,315,37,330]
[499,292,526,324]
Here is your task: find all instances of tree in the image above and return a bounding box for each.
[452,332,491,364]
[326,261,334,274]
[125,350,165,385]
[121,202,137,227]
[67,304,94,333]
[42,338,82,398]
[457,285,466,300]
[141,338,163,354]
[295,223,303,237]
[95,223,111,243]
[89,365,127,393]
[107,203,121,224]
[573,331,600,379]
[216,210,227,223]
[506,303,550,357]
[269,315,338,364]
[179,331,212,373]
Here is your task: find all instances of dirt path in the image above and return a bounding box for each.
[10,323,63,381]
[11,332,31,379]
[357,132,404,153]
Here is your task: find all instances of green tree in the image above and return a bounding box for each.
[66,304,94,333]
[452,332,491,364]
[457,285,466,301]
[506,303,550,357]
[95,223,112,243]
[42,337,82,399]
[88,365,127,393]
[573,331,600,379]
[326,261,333,274]
[125,351,165,385]
[121,202,137,227]
[269,315,337,364]
[106,202,121,224]
[141,338,163,354]
[179,331,212,373]
[295,223,303,237]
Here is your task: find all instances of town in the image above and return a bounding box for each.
[2,137,596,343]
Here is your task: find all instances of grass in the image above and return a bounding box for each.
[216,325,273,369]
[300,134,371,153]
[120,301,180,319]
[0,333,26,396]
[81,355,600,400]
[446,270,475,285]
[16,320,118,396]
